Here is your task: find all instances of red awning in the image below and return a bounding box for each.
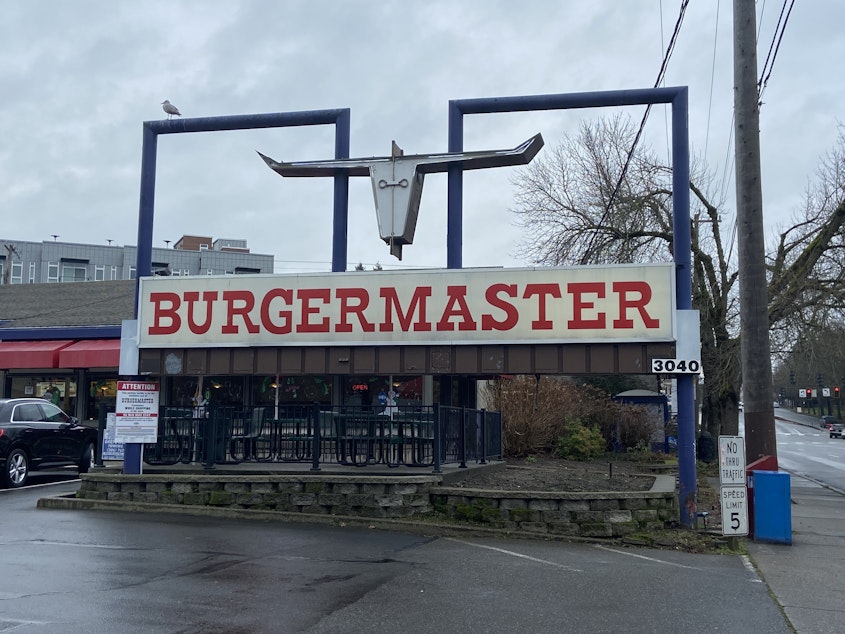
[0,340,75,369]
[58,339,121,368]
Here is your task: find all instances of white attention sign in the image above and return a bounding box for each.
[137,265,676,348]
[115,381,159,444]
[718,435,748,536]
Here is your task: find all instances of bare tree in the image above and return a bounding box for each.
[511,116,845,437]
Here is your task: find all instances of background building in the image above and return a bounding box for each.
[0,235,273,284]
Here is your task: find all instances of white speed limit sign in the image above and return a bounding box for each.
[720,485,749,536]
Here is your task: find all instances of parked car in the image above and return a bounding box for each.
[0,398,97,488]
[820,415,840,430]
[831,422,844,439]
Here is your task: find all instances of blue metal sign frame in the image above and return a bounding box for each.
[122,109,350,474]
[446,88,696,527]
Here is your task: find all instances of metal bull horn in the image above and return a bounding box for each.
[258,133,544,260]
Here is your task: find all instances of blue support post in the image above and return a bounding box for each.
[134,123,157,317]
[670,88,697,527]
[446,101,464,269]
[332,109,351,272]
[123,443,142,475]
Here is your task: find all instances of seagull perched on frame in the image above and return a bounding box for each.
[161,100,181,119]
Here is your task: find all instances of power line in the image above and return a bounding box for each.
[703,0,722,160]
[659,0,672,164]
[581,0,690,264]
[758,0,797,106]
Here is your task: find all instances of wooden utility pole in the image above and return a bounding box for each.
[733,0,777,463]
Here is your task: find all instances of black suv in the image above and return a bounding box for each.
[0,398,97,488]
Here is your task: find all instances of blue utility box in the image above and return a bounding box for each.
[752,470,792,545]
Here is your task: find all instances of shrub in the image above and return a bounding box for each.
[555,420,606,460]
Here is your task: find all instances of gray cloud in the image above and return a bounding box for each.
[1,1,841,272]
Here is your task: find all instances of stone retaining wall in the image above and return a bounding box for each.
[431,487,677,537]
[75,473,677,536]
[76,474,439,518]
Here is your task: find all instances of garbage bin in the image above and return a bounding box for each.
[696,430,716,463]
[745,455,778,537]
[751,470,792,545]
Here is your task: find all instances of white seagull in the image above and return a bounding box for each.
[161,100,181,119]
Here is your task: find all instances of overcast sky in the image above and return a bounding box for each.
[1,1,841,273]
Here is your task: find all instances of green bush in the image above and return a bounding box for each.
[555,420,606,460]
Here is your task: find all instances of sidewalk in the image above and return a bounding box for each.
[745,409,845,633]
[746,474,845,633]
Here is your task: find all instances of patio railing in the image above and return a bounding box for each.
[141,403,502,472]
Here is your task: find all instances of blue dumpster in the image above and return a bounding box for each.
[752,470,792,545]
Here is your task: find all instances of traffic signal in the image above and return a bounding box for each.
[806,388,813,398]
[835,386,841,398]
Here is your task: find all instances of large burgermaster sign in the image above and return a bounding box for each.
[136,265,675,348]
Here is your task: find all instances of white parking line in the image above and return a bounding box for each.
[0,478,80,494]
[445,538,583,572]
[592,544,698,569]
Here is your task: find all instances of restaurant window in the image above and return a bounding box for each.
[8,376,77,413]
[87,378,118,421]
[110,265,118,280]
[47,262,59,282]
[253,376,331,406]
[94,265,106,281]
[202,377,246,407]
[168,376,203,409]
[164,377,246,410]
[391,376,424,405]
[28,261,36,283]
[340,376,427,409]
[11,261,23,284]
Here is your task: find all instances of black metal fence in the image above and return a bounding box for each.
[141,404,502,472]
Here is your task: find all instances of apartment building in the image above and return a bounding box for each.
[0,235,273,284]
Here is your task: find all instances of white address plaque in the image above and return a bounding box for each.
[651,358,701,374]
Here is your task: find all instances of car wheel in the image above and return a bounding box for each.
[3,448,30,488]
[78,443,95,473]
